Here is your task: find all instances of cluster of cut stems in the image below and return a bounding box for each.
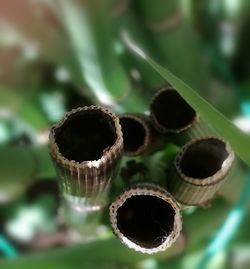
[49,87,234,254]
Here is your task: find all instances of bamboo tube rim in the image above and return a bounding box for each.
[49,105,123,170]
[119,113,151,156]
[150,87,199,134]
[175,136,235,186]
[109,183,182,254]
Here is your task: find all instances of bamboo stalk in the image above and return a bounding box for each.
[119,113,164,156]
[133,0,211,98]
[49,105,123,233]
[49,105,123,197]
[167,136,235,205]
[0,199,233,268]
[217,159,247,204]
[150,87,216,145]
[150,87,197,134]
[109,183,182,254]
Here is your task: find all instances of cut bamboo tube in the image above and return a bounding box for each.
[109,183,182,254]
[49,106,123,228]
[119,113,164,156]
[150,87,216,144]
[167,137,235,205]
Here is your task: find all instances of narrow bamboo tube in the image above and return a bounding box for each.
[167,137,235,206]
[150,87,216,144]
[119,113,164,156]
[150,87,197,134]
[109,183,182,254]
[49,105,123,231]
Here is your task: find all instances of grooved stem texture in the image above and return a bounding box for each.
[167,137,234,205]
[49,106,123,207]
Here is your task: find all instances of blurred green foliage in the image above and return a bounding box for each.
[0,0,250,268]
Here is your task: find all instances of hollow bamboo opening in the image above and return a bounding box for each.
[119,115,149,156]
[179,138,229,179]
[54,109,117,162]
[110,185,181,253]
[117,195,175,248]
[150,88,197,133]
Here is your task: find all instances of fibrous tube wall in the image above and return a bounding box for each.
[49,106,123,209]
[168,137,234,205]
[109,184,182,254]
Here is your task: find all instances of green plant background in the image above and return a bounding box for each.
[0,0,250,268]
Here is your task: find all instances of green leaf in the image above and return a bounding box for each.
[0,237,182,269]
[53,1,126,111]
[123,33,250,166]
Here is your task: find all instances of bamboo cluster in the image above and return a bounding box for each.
[49,87,235,253]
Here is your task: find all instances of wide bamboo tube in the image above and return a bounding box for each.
[109,183,182,254]
[49,106,123,224]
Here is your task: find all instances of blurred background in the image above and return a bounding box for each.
[0,0,250,268]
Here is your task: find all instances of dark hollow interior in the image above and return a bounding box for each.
[55,110,117,162]
[152,90,196,130]
[117,195,175,249]
[120,117,146,153]
[180,138,229,178]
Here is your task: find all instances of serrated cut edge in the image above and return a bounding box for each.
[168,136,234,205]
[49,105,123,197]
[109,183,182,254]
[150,87,198,134]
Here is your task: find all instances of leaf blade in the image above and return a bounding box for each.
[123,34,250,166]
